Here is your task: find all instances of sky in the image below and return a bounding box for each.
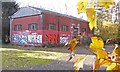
[15,0,120,21]
[15,0,88,20]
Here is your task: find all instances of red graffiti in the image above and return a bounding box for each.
[46,34,58,43]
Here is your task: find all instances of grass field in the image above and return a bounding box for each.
[1,48,56,70]
[1,44,86,70]
[1,44,58,69]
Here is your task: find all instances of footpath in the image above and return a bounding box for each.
[23,54,97,70]
[21,46,112,70]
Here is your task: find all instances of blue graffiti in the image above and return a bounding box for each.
[12,34,42,45]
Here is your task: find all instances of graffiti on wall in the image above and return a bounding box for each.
[12,30,42,45]
[45,34,58,43]
[60,36,69,44]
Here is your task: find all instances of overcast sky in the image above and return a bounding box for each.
[15,0,120,21]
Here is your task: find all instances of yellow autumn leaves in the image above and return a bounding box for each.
[89,36,104,51]
[77,0,115,30]
[75,1,118,70]
[89,36,120,71]
[90,36,108,61]
[77,0,88,13]
[98,0,115,9]
[86,8,97,30]
[68,38,79,53]
[77,0,96,30]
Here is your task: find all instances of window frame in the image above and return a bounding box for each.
[61,25,69,31]
[28,23,38,30]
[48,23,56,30]
[14,24,22,31]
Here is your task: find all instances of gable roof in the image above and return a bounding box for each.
[11,7,42,18]
[11,6,87,22]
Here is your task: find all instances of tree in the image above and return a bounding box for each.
[76,0,119,40]
[95,5,120,41]
[2,1,19,43]
[76,1,120,71]
[117,23,120,37]
[77,0,115,31]
[99,22,119,40]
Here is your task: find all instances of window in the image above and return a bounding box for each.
[14,24,22,31]
[28,23,38,30]
[82,28,86,32]
[61,25,69,31]
[48,23,56,30]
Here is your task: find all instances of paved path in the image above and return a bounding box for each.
[23,54,85,70]
[83,55,95,70]
[22,55,97,70]
[22,54,96,70]
[9,45,113,70]
[28,46,112,70]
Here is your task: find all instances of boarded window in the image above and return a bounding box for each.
[48,23,56,30]
[61,25,69,31]
[28,23,38,30]
[14,24,22,31]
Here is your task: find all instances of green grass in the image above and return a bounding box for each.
[1,46,69,70]
[0,52,2,66]
[2,43,19,48]
[1,49,54,70]
[1,44,87,70]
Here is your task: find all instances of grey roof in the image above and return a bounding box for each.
[11,7,42,18]
[11,6,87,22]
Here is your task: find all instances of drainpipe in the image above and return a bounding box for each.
[58,16,60,44]
[41,12,44,46]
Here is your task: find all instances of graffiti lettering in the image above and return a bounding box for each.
[28,34,42,43]
[46,34,58,43]
[60,36,69,43]
[12,31,42,45]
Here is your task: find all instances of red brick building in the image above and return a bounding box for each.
[10,6,93,46]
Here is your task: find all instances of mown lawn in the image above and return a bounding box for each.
[1,44,86,70]
[1,44,69,70]
[1,48,55,70]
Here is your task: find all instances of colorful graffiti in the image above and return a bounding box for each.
[60,36,69,44]
[12,30,42,45]
[45,34,58,43]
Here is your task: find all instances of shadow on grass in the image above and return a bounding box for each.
[1,43,69,53]
[2,49,55,70]
[1,44,90,70]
